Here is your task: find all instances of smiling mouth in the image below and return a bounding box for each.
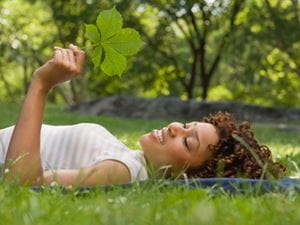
[156,129,164,144]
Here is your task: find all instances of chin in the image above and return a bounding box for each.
[139,133,154,154]
[139,134,148,151]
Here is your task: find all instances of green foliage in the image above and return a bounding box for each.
[0,0,299,107]
[85,6,143,76]
[219,0,300,107]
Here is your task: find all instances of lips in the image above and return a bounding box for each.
[150,129,158,143]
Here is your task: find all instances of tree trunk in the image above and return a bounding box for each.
[187,50,198,99]
[55,86,73,104]
[69,80,78,103]
[201,75,210,100]
[0,71,14,100]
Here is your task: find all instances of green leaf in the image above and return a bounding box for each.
[96,6,123,41]
[85,24,101,43]
[85,6,143,77]
[91,46,103,68]
[101,45,127,76]
[103,28,143,56]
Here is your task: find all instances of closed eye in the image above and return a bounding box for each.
[184,138,189,149]
[183,123,190,150]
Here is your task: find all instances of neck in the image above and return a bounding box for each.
[143,155,173,179]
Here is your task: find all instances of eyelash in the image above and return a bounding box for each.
[183,123,189,150]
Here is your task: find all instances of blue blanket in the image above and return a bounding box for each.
[164,177,300,193]
[32,177,300,193]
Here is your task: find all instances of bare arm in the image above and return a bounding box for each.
[4,45,131,187]
[43,160,131,187]
[4,44,85,185]
[4,80,48,184]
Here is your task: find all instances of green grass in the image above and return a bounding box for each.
[0,101,300,225]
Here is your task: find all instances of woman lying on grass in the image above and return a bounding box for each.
[0,45,286,187]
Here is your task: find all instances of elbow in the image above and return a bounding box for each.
[4,168,43,186]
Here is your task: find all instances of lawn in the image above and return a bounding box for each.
[0,101,300,225]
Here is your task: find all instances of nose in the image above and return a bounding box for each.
[167,122,186,137]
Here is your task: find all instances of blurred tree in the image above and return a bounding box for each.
[220,0,300,107]
[1,0,299,107]
[263,0,300,76]
[28,0,143,103]
[143,0,245,99]
[27,0,100,103]
[0,0,55,101]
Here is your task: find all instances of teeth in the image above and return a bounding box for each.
[157,129,163,144]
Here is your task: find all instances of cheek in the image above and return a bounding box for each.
[166,142,190,163]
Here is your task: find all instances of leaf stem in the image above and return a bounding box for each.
[80,44,99,50]
[232,134,275,179]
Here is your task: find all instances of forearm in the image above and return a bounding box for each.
[42,160,130,187]
[3,44,85,186]
[4,79,49,185]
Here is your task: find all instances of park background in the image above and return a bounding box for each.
[0,0,299,108]
[1,1,300,225]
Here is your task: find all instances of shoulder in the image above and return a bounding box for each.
[93,160,131,184]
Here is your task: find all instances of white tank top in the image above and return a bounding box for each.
[0,123,148,182]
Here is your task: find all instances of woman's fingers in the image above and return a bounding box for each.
[52,45,85,75]
[69,44,85,73]
[61,48,69,63]
[53,47,63,61]
[53,47,77,74]
[66,49,76,72]
[68,43,78,51]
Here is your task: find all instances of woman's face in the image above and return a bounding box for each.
[140,121,219,174]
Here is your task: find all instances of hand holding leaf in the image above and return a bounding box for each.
[85,6,143,76]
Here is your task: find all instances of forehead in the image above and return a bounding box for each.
[189,121,213,128]
[189,121,218,136]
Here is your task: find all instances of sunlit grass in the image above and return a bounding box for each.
[0,101,300,225]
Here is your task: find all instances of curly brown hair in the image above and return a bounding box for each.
[186,112,286,179]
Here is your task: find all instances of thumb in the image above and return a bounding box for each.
[69,44,85,73]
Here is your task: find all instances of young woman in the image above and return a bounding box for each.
[0,45,286,187]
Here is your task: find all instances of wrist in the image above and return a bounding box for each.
[30,77,51,94]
